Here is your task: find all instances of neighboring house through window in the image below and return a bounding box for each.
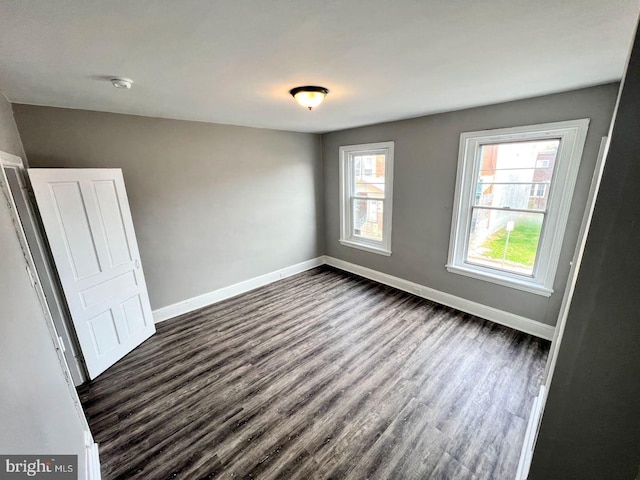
[447,119,589,295]
[340,141,394,256]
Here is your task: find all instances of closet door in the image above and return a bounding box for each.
[28,168,155,379]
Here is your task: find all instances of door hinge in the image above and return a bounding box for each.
[57,335,66,353]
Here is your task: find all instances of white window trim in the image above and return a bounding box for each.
[339,141,394,256]
[446,119,590,296]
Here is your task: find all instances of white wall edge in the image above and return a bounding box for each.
[85,432,101,480]
[324,256,555,341]
[516,384,547,480]
[152,257,325,323]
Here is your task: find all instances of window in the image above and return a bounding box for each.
[340,141,394,255]
[447,119,589,296]
[529,183,547,198]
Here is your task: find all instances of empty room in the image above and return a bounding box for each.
[1,1,640,479]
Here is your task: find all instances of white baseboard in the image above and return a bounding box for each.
[152,257,325,323]
[324,256,555,340]
[85,432,101,480]
[152,254,554,340]
[516,384,547,480]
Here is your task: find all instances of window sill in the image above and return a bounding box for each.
[339,239,391,256]
[446,264,553,297]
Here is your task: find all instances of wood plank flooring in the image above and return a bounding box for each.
[78,266,549,479]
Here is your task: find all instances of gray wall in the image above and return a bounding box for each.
[0,95,87,475]
[322,84,618,326]
[529,26,640,480]
[0,93,26,159]
[13,106,323,310]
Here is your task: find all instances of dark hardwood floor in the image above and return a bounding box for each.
[78,266,549,479]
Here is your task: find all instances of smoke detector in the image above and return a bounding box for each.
[111,78,133,89]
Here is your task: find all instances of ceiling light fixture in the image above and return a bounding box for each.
[289,86,329,110]
[111,77,133,89]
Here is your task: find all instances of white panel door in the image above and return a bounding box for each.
[28,168,156,379]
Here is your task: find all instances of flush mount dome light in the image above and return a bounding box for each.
[111,77,133,89]
[289,86,329,110]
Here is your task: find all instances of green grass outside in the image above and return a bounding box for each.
[481,217,543,267]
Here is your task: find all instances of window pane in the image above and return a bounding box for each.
[476,140,559,210]
[354,154,385,198]
[466,209,544,276]
[353,199,383,240]
[475,182,551,210]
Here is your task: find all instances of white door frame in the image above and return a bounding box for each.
[515,136,609,479]
[542,136,609,385]
[0,150,100,478]
[0,152,87,385]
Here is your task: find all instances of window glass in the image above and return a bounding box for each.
[467,140,559,275]
[340,143,394,255]
[447,119,589,295]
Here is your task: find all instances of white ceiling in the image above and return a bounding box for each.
[1,1,638,133]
